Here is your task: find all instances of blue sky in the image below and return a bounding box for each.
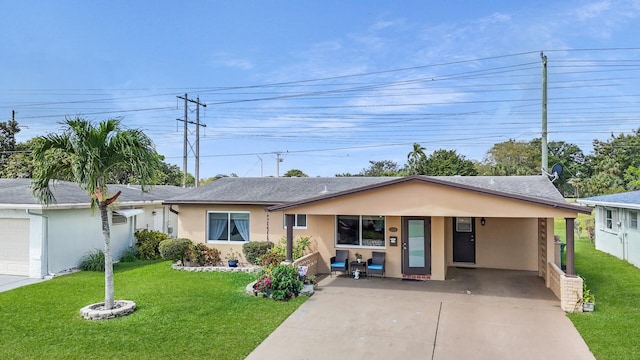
[2,1,640,178]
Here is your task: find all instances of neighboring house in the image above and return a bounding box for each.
[165,175,589,308]
[0,179,187,278]
[578,191,640,269]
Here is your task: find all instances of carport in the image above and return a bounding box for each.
[247,268,595,359]
[272,176,591,311]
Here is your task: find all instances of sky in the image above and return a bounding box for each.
[2,0,640,179]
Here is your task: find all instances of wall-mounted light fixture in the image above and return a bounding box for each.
[480,217,486,226]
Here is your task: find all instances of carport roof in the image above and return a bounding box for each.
[266,175,590,213]
[0,178,188,208]
[164,175,590,214]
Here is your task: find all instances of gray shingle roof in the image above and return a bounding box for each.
[165,175,567,205]
[0,178,188,207]
[165,177,392,204]
[578,190,640,209]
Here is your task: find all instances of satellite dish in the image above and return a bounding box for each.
[551,163,563,178]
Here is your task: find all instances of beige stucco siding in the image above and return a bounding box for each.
[278,181,579,218]
[443,217,538,271]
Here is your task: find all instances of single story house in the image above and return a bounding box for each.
[0,179,187,278]
[165,175,590,310]
[578,190,640,269]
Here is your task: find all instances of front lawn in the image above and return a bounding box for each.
[569,239,640,359]
[0,261,305,359]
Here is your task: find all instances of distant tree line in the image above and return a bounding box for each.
[2,117,640,197]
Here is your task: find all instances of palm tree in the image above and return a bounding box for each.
[31,118,160,310]
[407,142,426,175]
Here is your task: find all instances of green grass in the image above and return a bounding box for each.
[0,261,305,359]
[568,239,640,359]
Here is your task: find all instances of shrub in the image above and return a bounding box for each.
[135,230,169,260]
[269,264,303,301]
[159,238,192,263]
[260,252,285,267]
[187,243,221,266]
[118,247,138,263]
[243,241,274,265]
[78,249,105,271]
[268,236,313,263]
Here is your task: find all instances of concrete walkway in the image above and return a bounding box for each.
[0,275,45,293]
[247,268,594,360]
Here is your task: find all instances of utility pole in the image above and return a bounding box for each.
[275,152,284,177]
[176,94,207,188]
[195,96,207,188]
[541,52,548,174]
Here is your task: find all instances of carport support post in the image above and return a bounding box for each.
[285,214,294,262]
[565,218,576,276]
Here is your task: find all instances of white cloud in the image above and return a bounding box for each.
[210,52,253,70]
[572,0,611,20]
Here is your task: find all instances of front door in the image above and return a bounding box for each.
[402,217,431,275]
[453,217,476,263]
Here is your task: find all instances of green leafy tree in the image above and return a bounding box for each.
[422,149,477,176]
[31,118,161,310]
[283,169,309,177]
[479,139,538,176]
[0,138,36,178]
[580,157,625,196]
[406,143,427,175]
[579,130,640,196]
[360,160,403,176]
[624,166,640,190]
[0,117,20,169]
[528,139,585,195]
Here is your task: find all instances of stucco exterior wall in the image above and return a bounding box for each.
[445,217,539,271]
[280,181,580,218]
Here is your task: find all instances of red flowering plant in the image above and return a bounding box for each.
[253,274,272,297]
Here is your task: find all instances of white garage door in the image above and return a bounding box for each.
[0,218,30,276]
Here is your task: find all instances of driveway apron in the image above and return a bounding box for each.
[0,275,45,293]
[246,269,594,360]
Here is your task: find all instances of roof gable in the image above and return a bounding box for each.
[267,176,589,215]
[164,175,588,215]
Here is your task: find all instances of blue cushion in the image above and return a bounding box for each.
[368,264,383,270]
[331,262,345,268]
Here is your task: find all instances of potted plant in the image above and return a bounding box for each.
[582,285,595,312]
[225,249,241,267]
[355,252,363,263]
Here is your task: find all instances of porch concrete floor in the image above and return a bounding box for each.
[246,268,594,360]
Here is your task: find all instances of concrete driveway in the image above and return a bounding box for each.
[247,268,594,360]
[0,275,45,293]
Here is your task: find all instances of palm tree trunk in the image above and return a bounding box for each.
[100,202,115,310]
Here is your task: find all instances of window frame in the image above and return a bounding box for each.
[283,214,308,229]
[206,211,250,243]
[335,215,386,249]
[111,214,127,225]
[605,209,614,230]
[630,211,638,230]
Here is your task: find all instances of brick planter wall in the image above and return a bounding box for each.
[548,262,583,312]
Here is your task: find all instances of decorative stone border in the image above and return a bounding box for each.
[172,264,262,273]
[80,300,136,320]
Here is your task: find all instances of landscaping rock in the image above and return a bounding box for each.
[80,300,136,320]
